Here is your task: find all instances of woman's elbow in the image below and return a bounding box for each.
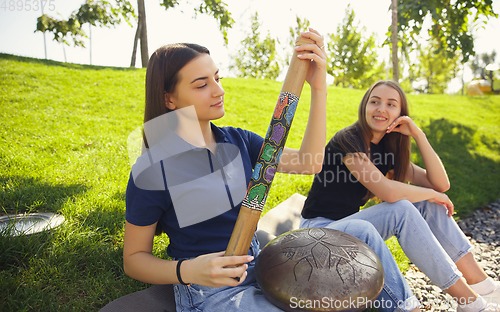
[123,258,132,277]
[288,161,323,175]
[378,192,398,203]
[309,163,323,174]
[375,185,399,203]
[308,153,325,174]
[123,252,139,279]
[435,182,450,193]
[123,260,142,281]
[123,264,130,277]
[301,163,323,175]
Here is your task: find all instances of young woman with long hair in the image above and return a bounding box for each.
[123,29,329,311]
[301,80,500,312]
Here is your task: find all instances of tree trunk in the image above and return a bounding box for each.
[130,16,142,67]
[391,0,399,82]
[130,0,149,68]
[461,64,465,96]
[138,0,149,68]
[89,24,92,65]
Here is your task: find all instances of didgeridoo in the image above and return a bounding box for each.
[225,36,315,257]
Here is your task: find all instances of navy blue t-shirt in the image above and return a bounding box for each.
[125,123,264,259]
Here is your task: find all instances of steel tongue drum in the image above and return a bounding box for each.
[255,228,385,312]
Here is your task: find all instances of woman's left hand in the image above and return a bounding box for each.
[386,116,423,139]
[295,28,327,91]
[428,191,455,217]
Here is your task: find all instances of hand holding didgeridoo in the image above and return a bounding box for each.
[225,29,327,260]
[123,28,326,295]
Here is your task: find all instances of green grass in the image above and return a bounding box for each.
[1,53,499,311]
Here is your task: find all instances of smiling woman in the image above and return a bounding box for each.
[365,84,402,143]
[300,80,500,312]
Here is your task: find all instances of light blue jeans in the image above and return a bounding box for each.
[301,199,473,312]
[173,234,284,312]
[173,230,416,312]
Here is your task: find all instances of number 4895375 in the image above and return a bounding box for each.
[1,0,56,11]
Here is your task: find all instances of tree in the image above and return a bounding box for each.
[36,0,234,68]
[36,0,135,47]
[391,0,398,82]
[230,13,281,80]
[130,0,147,67]
[470,51,497,79]
[414,39,460,94]
[385,27,419,92]
[327,6,383,89]
[285,16,310,66]
[397,0,497,63]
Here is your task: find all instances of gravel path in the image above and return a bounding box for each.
[404,199,500,311]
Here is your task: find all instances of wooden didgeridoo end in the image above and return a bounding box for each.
[225,36,315,257]
[225,207,262,257]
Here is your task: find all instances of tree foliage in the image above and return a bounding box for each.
[36,0,234,48]
[36,0,135,47]
[285,16,310,66]
[288,16,310,45]
[191,0,234,45]
[327,6,383,89]
[397,0,497,63]
[414,39,460,94]
[230,13,281,80]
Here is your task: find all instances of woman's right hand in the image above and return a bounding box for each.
[428,191,454,217]
[180,251,254,287]
[296,28,327,91]
[386,115,424,139]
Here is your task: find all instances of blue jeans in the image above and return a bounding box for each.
[301,200,473,312]
[173,234,284,311]
[300,217,419,311]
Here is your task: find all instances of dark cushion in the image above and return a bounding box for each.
[99,284,176,312]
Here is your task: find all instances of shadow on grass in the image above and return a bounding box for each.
[412,118,500,217]
[0,53,139,72]
[81,191,127,237]
[0,175,87,270]
[0,185,144,311]
[0,175,88,215]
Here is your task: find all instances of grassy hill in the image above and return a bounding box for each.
[1,53,499,311]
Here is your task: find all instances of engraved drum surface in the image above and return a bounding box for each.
[255,228,384,312]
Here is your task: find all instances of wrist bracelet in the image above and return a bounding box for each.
[176,259,190,286]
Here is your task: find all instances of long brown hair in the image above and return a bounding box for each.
[143,43,210,148]
[336,80,411,199]
[142,43,210,235]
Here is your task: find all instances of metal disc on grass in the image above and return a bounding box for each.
[0,212,65,236]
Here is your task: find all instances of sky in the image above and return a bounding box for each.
[0,0,499,86]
